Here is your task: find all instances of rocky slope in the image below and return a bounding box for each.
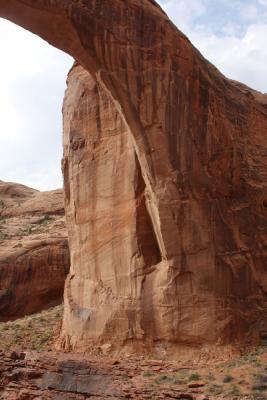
[0,181,69,321]
[0,0,266,354]
[1,333,267,399]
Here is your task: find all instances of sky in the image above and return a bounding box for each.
[0,0,266,191]
[0,20,73,191]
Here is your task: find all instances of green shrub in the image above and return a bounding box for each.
[143,371,154,377]
[188,373,201,382]
[33,215,53,225]
[208,384,223,395]
[0,231,8,240]
[226,384,240,397]
[223,374,234,383]
[17,226,33,236]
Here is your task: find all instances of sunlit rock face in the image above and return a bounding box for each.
[0,0,266,353]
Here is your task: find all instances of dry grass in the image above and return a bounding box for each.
[0,305,63,352]
[130,347,267,398]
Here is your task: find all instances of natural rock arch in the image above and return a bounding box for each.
[0,0,267,354]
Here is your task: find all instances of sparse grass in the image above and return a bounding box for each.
[158,374,173,381]
[205,371,216,381]
[226,384,241,397]
[208,383,223,395]
[16,215,55,237]
[121,372,130,380]
[143,371,154,377]
[154,374,176,385]
[136,349,265,398]
[251,373,267,393]
[223,374,234,383]
[0,231,8,240]
[0,305,63,352]
[33,215,54,226]
[188,372,201,382]
[252,384,267,392]
[254,374,267,384]
[17,226,33,236]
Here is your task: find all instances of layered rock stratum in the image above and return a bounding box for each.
[0,0,266,354]
[0,181,69,321]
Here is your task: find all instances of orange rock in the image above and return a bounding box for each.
[0,1,266,352]
[188,382,205,388]
[0,181,69,321]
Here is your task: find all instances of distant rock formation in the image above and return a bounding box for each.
[0,1,266,353]
[0,181,69,321]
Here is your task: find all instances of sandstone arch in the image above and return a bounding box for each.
[0,0,266,353]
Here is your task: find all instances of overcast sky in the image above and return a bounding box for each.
[0,0,266,191]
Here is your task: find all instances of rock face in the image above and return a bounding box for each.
[0,1,266,352]
[0,350,203,399]
[0,181,70,321]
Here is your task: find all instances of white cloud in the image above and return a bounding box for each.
[192,24,267,92]
[158,0,206,32]
[158,0,267,93]
[0,19,73,191]
[239,4,259,22]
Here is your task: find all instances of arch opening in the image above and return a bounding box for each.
[0,19,72,337]
[0,18,73,190]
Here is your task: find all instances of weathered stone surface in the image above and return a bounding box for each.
[0,181,69,321]
[60,63,162,351]
[0,350,208,399]
[0,0,266,351]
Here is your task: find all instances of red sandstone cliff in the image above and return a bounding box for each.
[0,181,69,321]
[0,1,266,354]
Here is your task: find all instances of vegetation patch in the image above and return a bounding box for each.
[223,374,234,383]
[0,231,8,241]
[17,226,33,236]
[0,305,63,352]
[188,372,201,382]
[226,384,241,397]
[33,215,54,226]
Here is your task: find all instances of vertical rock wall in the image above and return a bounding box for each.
[60,65,162,349]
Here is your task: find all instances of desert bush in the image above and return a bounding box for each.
[188,372,201,381]
[223,374,234,383]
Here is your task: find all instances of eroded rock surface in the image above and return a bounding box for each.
[0,350,209,399]
[0,181,69,321]
[0,1,266,352]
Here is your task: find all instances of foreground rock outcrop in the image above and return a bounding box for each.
[1,305,267,399]
[0,181,69,321]
[0,1,266,352]
[0,350,206,399]
[1,345,267,399]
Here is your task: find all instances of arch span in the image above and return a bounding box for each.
[0,0,267,353]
